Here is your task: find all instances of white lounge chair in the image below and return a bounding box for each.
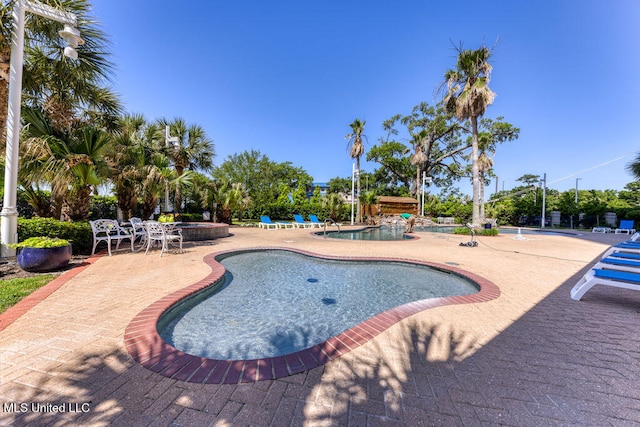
[615,220,636,234]
[601,241,640,258]
[309,214,325,228]
[591,256,640,273]
[571,268,640,300]
[259,216,279,230]
[293,214,313,228]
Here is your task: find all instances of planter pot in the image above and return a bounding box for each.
[17,244,72,273]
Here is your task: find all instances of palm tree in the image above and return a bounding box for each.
[409,129,429,200]
[20,106,110,220]
[0,0,121,135]
[443,44,496,226]
[626,153,640,180]
[322,193,344,222]
[359,191,379,220]
[345,118,367,223]
[107,114,150,220]
[159,118,215,213]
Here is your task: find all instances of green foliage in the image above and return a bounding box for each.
[17,218,93,255]
[89,195,118,220]
[453,226,498,236]
[9,236,69,249]
[0,275,57,314]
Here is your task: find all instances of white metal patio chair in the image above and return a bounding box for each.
[128,217,148,251]
[90,219,134,256]
[144,221,183,257]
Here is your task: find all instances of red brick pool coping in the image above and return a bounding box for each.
[124,247,500,384]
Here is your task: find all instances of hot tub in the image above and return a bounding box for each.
[175,222,229,241]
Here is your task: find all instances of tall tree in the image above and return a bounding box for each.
[159,118,215,213]
[345,118,367,222]
[626,153,640,181]
[443,44,496,226]
[20,106,110,220]
[0,0,121,136]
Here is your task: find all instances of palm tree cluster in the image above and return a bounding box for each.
[1,1,216,222]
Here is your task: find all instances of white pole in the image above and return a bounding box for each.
[350,163,355,225]
[421,171,425,217]
[1,1,80,257]
[0,2,26,257]
[541,173,546,229]
[164,125,171,212]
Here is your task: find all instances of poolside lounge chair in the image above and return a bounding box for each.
[293,214,313,228]
[615,220,636,234]
[309,214,325,228]
[592,256,640,273]
[259,216,279,230]
[571,268,640,300]
[601,241,640,258]
[592,226,612,233]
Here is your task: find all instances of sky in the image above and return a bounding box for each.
[89,0,640,197]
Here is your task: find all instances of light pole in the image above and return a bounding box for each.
[163,125,179,213]
[350,163,356,225]
[574,177,582,229]
[1,0,83,257]
[421,173,432,217]
[540,173,547,229]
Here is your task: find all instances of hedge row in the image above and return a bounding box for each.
[17,218,93,255]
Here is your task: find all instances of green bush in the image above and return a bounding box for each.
[9,236,69,249]
[453,226,499,236]
[17,218,93,255]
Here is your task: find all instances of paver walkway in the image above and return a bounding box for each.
[1,227,639,426]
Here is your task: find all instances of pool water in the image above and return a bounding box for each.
[318,226,414,240]
[158,249,478,360]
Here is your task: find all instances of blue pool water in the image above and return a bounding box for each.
[317,226,414,240]
[158,249,478,360]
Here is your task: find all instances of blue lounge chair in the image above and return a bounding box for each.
[602,241,640,258]
[309,214,325,228]
[615,219,636,234]
[293,214,313,228]
[571,268,640,300]
[259,215,279,230]
[593,256,640,273]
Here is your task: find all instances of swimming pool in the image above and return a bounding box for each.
[125,248,500,383]
[158,249,477,360]
[316,225,415,240]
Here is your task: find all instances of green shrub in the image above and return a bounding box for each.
[9,236,69,249]
[17,218,93,255]
[453,226,499,236]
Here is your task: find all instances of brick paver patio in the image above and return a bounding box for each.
[0,226,638,426]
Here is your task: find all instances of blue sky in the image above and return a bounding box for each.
[89,0,640,196]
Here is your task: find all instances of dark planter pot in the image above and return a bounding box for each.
[17,244,72,273]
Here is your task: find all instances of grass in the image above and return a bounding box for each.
[0,275,56,314]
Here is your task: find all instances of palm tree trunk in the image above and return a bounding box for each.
[356,157,362,223]
[479,174,485,220]
[471,116,481,226]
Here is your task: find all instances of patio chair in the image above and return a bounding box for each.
[90,219,134,256]
[128,217,147,251]
[259,215,279,230]
[571,268,640,300]
[144,221,183,257]
[293,214,313,228]
[615,220,636,234]
[309,214,325,228]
